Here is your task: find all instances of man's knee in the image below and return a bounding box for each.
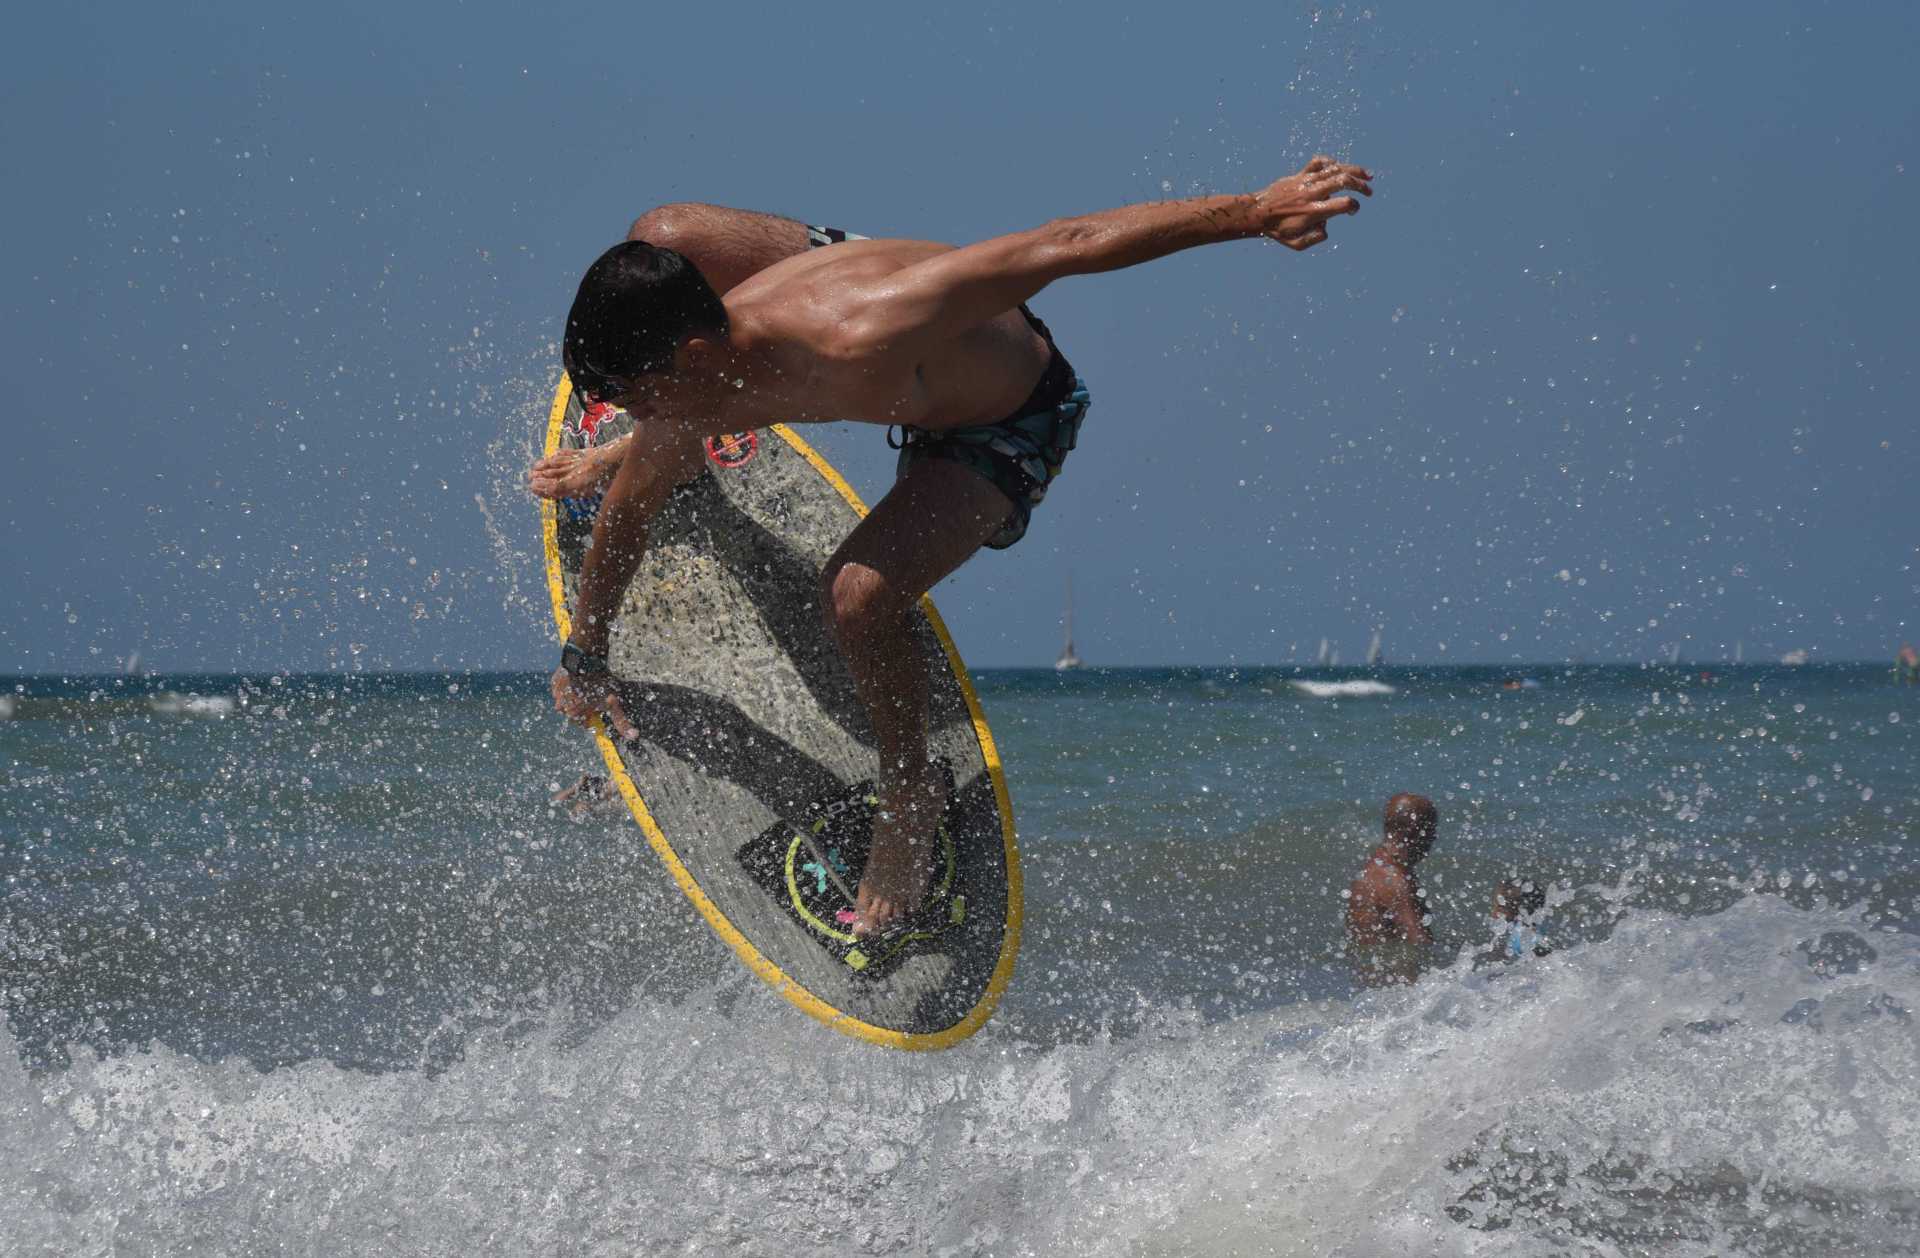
[626,202,709,249]
[624,202,808,293]
[823,561,908,646]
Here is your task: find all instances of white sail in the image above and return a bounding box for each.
[1316,638,1331,666]
[1365,629,1383,667]
[1055,575,1082,670]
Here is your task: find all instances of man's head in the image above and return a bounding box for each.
[563,241,728,409]
[1383,792,1438,860]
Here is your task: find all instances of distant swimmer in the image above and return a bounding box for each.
[551,772,619,820]
[537,159,1376,935]
[1489,875,1551,960]
[1896,643,1919,685]
[1346,793,1438,984]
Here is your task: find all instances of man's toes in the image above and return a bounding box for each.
[853,896,897,937]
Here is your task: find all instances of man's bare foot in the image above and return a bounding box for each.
[852,763,945,936]
[526,433,629,501]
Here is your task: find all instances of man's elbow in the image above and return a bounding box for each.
[1029,217,1100,275]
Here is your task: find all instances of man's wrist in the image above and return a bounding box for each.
[561,641,611,676]
[1233,191,1275,238]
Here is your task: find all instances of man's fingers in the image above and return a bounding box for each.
[1282,227,1329,251]
[1310,172,1371,199]
[1302,157,1371,180]
[1271,194,1358,241]
[529,451,580,476]
[1309,196,1360,217]
[552,673,591,727]
[602,692,640,743]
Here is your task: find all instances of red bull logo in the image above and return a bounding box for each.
[705,431,759,469]
[574,400,617,447]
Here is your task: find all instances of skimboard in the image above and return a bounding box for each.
[539,378,1021,1050]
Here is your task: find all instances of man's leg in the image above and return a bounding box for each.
[626,202,813,293]
[820,460,1014,935]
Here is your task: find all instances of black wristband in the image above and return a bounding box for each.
[560,642,610,677]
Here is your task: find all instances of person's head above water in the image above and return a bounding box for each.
[1382,792,1438,861]
[563,240,730,406]
[1491,876,1547,921]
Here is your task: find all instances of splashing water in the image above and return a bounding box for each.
[3,665,1915,1253]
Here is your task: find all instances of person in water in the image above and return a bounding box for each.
[538,161,1375,936]
[1896,643,1919,685]
[1489,875,1551,959]
[1345,793,1438,984]
[551,772,618,820]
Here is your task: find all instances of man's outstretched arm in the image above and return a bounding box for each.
[844,156,1372,356]
[550,421,705,739]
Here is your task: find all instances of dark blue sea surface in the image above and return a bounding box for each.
[3,664,1916,1254]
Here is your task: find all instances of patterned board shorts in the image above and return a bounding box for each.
[805,224,1092,551]
[891,376,1091,550]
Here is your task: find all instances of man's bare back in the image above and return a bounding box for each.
[1346,858,1429,948]
[1345,793,1439,950]
[635,238,1053,434]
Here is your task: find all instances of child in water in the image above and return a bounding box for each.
[551,773,620,820]
[1489,876,1551,959]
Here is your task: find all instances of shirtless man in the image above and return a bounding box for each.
[1346,793,1439,965]
[540,158,1374,935]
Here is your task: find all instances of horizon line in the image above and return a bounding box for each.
[2,658,1899,682]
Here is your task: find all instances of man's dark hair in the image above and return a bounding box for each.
[563,241,728,401]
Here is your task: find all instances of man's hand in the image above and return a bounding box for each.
[527,437,627,501]
[550,667,640,743]
[1255,155,1374,251]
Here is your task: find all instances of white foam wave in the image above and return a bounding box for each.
[1291,679,1397,699]
[147,692,237,718]
[3,898,1915,1256]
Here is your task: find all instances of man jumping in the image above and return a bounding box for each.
[539,158,1375,935]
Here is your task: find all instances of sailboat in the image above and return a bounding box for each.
[1293,630,1395,697]
[1054,576,1083,671]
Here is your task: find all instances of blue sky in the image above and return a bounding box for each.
[3,1,1915,671]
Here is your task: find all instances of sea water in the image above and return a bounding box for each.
[2,665,1915,1254]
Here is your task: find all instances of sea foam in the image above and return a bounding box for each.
[4,895,1914,1256]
